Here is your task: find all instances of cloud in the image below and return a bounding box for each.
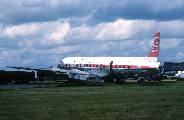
[65,25,92,42]
[161,38,184,50]
[0,44,83,68]
[175,52,184,60]
[49,45,82,55]
[2,19,70,48]
[0,0,95,25]
[158,20,184,38]
[1,18,184,54]
[149,0,184,12]
[90,0,184,24]
[3,23,39,38]
[1,18,184,45]
[1,0,184,26]
[44,20,70,45]
[94,19,155,40]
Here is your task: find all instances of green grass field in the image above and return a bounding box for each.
[0,82,184,120]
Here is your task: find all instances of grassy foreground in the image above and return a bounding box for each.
[0,82,184,120]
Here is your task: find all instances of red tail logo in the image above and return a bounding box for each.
[147,32,160,57]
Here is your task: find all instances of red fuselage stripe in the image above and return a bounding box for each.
[65,64,157,69]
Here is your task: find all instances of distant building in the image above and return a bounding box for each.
[164,62,184,72]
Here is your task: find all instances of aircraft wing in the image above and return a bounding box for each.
[5,66,97,82]
[5,66,67,73]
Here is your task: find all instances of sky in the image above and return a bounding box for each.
[1,0,184,69]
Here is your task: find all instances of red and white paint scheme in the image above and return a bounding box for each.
[61,32,161,81]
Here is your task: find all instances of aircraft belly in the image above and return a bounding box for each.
[80,67,159,77]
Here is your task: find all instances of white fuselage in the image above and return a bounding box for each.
[60,32,161,81]
[61,56,160,79]
[62,57,160,69]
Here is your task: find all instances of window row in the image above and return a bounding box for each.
[65,64,139,69]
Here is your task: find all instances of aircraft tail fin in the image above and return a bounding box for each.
[147,32,160,61]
